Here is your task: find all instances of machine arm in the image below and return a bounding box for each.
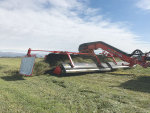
[78,41,150,68]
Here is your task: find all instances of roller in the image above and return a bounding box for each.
[107,61,136,69]
[61,62,111,74]
[58,61,135,74]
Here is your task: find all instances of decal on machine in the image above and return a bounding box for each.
[107,49,123,57]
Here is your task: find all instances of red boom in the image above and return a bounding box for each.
[78,41,150,68]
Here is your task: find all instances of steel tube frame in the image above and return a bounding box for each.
[26,48,103,67]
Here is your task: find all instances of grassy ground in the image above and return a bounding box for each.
[1,58,150,113]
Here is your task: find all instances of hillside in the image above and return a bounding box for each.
[0,51,46,57]
[0,58,150,112]
[0,52,25,57]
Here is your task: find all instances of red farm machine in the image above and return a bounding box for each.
[19,41,150,76]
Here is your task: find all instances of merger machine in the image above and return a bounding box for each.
[19,41,150,76]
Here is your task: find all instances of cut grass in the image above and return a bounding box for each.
[0,58,150,112]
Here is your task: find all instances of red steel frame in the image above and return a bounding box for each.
[26,48,103,67]
[25,48,109,75]
[79,43,150,68]
[21,42,150,76]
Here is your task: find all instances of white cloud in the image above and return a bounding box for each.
[136,0,150,10]
[0,0,149,54]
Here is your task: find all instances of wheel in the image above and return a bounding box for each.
[131,49,143,61]
[131,49,143,55]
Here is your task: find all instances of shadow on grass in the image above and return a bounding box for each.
[118,76,150,93]
[1,75,25,81]
[1,70,25,81]
[109,73,135,76]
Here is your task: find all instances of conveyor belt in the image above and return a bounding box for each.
[78,41,130,57]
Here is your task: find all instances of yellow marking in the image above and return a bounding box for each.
[66,65,68,66]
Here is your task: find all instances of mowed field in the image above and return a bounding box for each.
[1,58,150,113]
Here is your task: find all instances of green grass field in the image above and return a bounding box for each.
[1,58,150,113]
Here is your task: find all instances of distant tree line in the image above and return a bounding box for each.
[0,56,22,58]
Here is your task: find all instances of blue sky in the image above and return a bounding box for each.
[0,0,150,53]
[89,0,150,41]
